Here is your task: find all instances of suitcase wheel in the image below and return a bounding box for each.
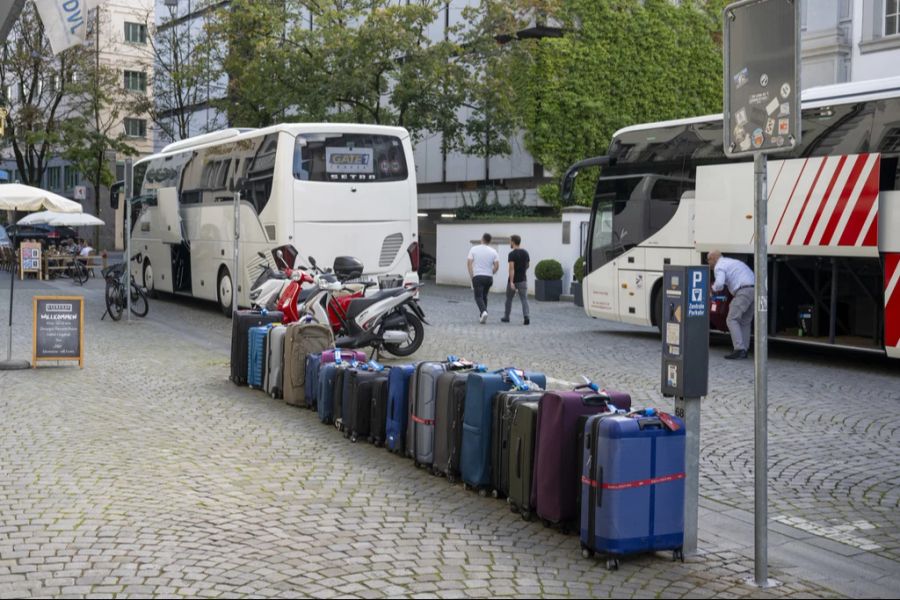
[350,434,358,443]
[521,511,532,522]
[478,488,488,498]
[447,475,456,484]
[606,558,619,571]
[462,483,469,491]
[673,549,684,563]
[580,546,594,560]
[414,461,420,468]
[491,489,499,499]
[542,519,551,528]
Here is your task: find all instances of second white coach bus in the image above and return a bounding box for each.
[565,76,900,358]
[130,123,420,314]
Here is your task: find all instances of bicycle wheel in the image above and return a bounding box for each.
[129,283,149,317]
[74,263,88,285]
[105,281,123,321]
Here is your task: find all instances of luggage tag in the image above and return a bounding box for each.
[657,411,681,432]
[367,360,385,372]
[506,369,530,391]
[473,364,488,373]
[334,349,343,365]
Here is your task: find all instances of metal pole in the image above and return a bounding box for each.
[232,192,239,316]
[753,151,769,587]
[0,208,30,370]
[125,159,133,322]
[676,395,701,555]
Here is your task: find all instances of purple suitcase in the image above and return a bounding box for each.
[531,389,631,528]
[321,348,367,364]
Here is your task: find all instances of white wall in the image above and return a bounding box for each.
[435,209,591,295]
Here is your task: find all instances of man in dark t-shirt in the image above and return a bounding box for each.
[501,234,530,325]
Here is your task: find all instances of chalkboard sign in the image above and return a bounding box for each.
[33,296,84,368]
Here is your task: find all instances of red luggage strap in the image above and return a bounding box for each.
[581,472,685,490]
[411,414,435,425]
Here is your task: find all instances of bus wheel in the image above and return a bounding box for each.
[218,267,233,317]
[143,259,156,298]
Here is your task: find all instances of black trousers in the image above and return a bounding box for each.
[472,275,493,314]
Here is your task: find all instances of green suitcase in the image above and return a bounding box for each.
[507,400,540,520]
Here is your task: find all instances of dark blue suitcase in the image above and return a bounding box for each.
[318,362,342,424]
[386,364,416,453]
[247,324,275,389]
[460,370,546,492]
[305,353,323,409]
[580,411,686,569]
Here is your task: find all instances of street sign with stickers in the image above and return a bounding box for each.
[723,0,800,157]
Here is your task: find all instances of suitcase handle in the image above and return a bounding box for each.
[582,393,610,406]
[638,417,664,430]
[515,438,522,478]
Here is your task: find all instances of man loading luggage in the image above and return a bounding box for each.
[707,250,754,360]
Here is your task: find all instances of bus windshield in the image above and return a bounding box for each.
[588,176,643,270]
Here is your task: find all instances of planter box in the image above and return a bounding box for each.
[535,279,562,302]
[571,281,583,307]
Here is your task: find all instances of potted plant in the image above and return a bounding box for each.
[534,259,563,301]
[571,256,585,307]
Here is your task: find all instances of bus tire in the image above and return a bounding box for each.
[217,267,234,317]
[143,259,157,298]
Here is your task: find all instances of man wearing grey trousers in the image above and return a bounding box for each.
[501,235,530,325]
[708,250,755,359]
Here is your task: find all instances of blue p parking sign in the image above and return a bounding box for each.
[687,269,708,318]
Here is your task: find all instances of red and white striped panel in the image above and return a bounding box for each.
[768,154,881,253]
[885,253,900,356]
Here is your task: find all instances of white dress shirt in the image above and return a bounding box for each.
[712,256,754,294]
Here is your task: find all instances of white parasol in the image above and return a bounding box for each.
[17,210,104,227]
[0,183,84,369]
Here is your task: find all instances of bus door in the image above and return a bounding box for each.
[617,248,647,324]
[157,187,192,294]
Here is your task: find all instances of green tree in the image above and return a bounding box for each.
[0,3,89,186]
[482,0,723,206]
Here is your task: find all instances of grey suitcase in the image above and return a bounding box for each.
[264,325,288,398]
[283,322,334,406]
[406,361,448,466]
[433,371,470,481]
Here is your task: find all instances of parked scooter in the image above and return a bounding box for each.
[299,256,426,357]
[249,247,294,310]
[274,266,317,323]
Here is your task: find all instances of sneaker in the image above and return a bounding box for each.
[724,349,748,360]
[480,311,488,324]
[524,317,530,325]
[500,317,510,323]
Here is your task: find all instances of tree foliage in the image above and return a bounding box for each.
[0,3,90,186]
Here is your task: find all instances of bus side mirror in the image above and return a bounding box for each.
[561,171,577,205]
[110,180,124,210]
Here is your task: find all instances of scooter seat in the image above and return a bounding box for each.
[344,287,407,321]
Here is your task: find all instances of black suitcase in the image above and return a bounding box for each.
[333,368,349,432]
[345,369,389,442]
[369,378,390,447]
[491,390,544,498]
[433,371,470,481]
[230,310,283,385]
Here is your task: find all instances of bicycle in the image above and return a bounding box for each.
[68,254,89,285]
[102,257,149,321]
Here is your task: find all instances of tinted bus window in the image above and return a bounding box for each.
[293,133,408,182]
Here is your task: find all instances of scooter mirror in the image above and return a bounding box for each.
[309,256,317,268]
[257,251,266,260]
[276,249,283,258]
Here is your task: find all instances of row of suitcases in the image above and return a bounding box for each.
[230,310,686,569]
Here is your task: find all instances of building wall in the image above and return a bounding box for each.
[435,208,591,296]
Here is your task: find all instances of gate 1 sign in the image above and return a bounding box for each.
[723,0,800,157]
[33,296,84,368]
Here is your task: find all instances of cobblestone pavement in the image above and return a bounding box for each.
[0,276,895,598]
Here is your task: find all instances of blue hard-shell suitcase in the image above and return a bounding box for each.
[580,412,686,569]
[460,370,546,491]
[247,324,274,389]
[318,362,341,423]
[386,364,416,453]
[305,353,323,409]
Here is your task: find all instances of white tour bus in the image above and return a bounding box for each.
[130,123,420,314]
[564,76,900,358]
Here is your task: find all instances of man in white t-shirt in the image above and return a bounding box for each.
[467,233,499,324]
